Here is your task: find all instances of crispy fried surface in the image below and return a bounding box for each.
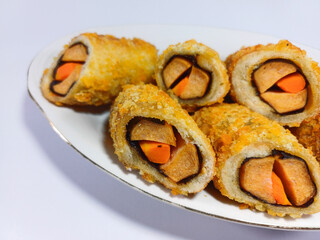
[225,40,320,127]
[226,40,308,78]
[155,40,230,110]
[291,113,320,162]
[41,33,158,106]
[109,84,215,195]
[193,103,320,217]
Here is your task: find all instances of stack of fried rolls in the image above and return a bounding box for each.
[193,103,320,217]
[41,33,320,217]
[155,40,230,111]
[41,33,157,106]
[226,40,320,127]
[109,84,215,195]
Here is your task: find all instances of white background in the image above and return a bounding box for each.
[2,0,320,239]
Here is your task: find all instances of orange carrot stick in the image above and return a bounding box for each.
[276,72,306,93]
[55,63,82,81]
[272,171,292,206]
[139,140,170,164]
[172,76,189,96]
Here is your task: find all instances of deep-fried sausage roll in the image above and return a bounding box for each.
[41,33,157,106]
[226,40,320,127]
[155,40,230,111]
[109,84,215,195]
[193,103,320,217]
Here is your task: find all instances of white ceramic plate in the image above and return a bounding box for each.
[28,25,320,230]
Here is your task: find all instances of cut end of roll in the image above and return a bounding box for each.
[193,103,320,217]
[162,55,211,100]
[41,33,158,106]
[110,84,216,195]
[50,43,88,96]
[155,40,230,110]
[226,40,320,127]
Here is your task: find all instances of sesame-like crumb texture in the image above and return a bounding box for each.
[109,84,215,195]
[41,33,157,106]
[291,113,320,162]
[193,103,320,217]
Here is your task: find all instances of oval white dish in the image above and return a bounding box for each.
[27,25,320,230]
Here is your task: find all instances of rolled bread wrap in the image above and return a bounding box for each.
[155,40,230,111]
[109,84,215,195]
[226,40,320,127]
[193,103,320,217]
[41,33,157,106]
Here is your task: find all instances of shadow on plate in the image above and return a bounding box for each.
[24,93,307,238]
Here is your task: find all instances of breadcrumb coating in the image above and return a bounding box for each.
[225,40,320,127]
[109,84,215,195]
[193,103,320,217]
[155,40,230,111]
[291,113,320,162]
[41,33,157,106]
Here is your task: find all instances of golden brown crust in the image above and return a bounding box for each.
[193,103,320,217]
[226,40,307,78]
[41,33,157,106]
[226,40,320,127]
[109,84,215,195]
[290,113,320,162]
[155,40,230,111]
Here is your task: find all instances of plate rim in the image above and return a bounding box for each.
[27,24,320,231]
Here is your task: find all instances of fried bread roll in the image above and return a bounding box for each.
[193,103,320,217]
[226,40,320,127]
[155,40,230,111]
[109,84,215,195]
[291,113,320,162]
[41,33,157,106]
